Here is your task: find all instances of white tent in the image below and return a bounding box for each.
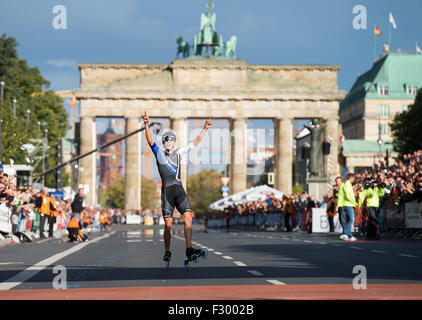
[208,185,284,211]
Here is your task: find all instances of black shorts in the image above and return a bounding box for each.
[161,184,192,219]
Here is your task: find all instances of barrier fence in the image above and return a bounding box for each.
[206,199,422,237]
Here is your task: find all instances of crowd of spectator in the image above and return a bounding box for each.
[207,150,422,232]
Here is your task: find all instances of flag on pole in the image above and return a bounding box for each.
[374,26,382,36]
[389,12,397,29]
[417,42,422,54]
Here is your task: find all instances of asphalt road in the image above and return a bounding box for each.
[0,224,421,298]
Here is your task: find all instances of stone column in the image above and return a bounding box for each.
[79,116,96,207]
[274,117,292,194]
[325,118,340,182]
[229,118,247,194]
[171,117,188,188]
[125,117,141,210]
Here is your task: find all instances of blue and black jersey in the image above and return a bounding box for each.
[150,142,195,217]
[150,142,194,188]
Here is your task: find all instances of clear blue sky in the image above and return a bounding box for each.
[1,0,421,92]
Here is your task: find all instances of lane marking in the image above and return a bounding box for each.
[0,232,115,291]
[207,248,215,252]
[248,270,263,276]
[318,242,327,245]
[267,280,286,285]
[371,250,386,253]
[0,262,24,265]
[234,261,247,267]
[214,252,223,255]
[222,256,233,260]
[126,240,142,243]
[37,239,51,244]
[398,254,418,258]
[350,246,363,250]
[303,240,312,243]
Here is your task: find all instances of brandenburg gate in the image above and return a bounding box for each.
[74,1,346,209]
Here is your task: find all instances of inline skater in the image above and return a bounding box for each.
[142,111,212,264]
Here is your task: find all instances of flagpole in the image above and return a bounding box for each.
[374,25,377,60]
[389,21,391,48]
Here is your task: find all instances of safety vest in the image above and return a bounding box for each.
[83,217,91,225]
[343,180,357,207]
[67,216,80,229]
[99,213,106,224]
[39,194,51,215]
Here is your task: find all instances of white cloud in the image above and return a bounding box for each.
[46,59,78,69]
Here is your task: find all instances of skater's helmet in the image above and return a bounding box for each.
[162,131,177,144]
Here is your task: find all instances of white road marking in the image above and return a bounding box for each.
[222,256,233,260]
[303,240,312,243]
[207,248,215,252]
[318,242,327,245]
[248,270,263,276]
[267,280,286,285]
[214,252,223,255]
[0,262,24,265]
[0,232,115,291]
[37,239,51,244]
[371,250,386,253]
[127,232,141,235]
[127,239,142,242]
[350,246,363,250]
[398,254,418,258]
[234,261,247,267]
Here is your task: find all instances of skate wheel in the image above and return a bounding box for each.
[201,250,207,258]
[192,256,199,263]
[183,259,190,267]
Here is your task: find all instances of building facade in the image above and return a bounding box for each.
[340,50,422,142]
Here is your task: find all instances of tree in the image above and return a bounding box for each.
[141,176,160,209]
[186,169,223,215]
[99,175,159,209]
[100,176,125,209]
[391,88,422,153]
[0,34,69,187]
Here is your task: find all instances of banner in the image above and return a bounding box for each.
[0,204,11,233]
[405,202,422,229]
[126,214,142,225]
[312,208,342,233]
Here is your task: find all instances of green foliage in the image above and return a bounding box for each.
[141,175,160,210]
[186,169,223,215]
[99,175,159,209]
[391,88,422,153]
[0,34,69,187]
[100,176,125,209]
[292,183,304,194]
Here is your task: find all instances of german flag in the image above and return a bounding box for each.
[374,26,381,36]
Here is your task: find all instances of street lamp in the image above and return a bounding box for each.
[12,98,17,118]
[0,81,4,162]
[42,123,48,187]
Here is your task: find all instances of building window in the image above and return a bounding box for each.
[378,105,390,118]
[402,105,409,112]
[406,86,418,96]
[378,85,389,96]
[379,124,390,135]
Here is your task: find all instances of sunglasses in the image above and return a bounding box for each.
[163,136,175,142]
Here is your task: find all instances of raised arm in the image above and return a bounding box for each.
[193,117,212,147]
[143,110,154,146]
